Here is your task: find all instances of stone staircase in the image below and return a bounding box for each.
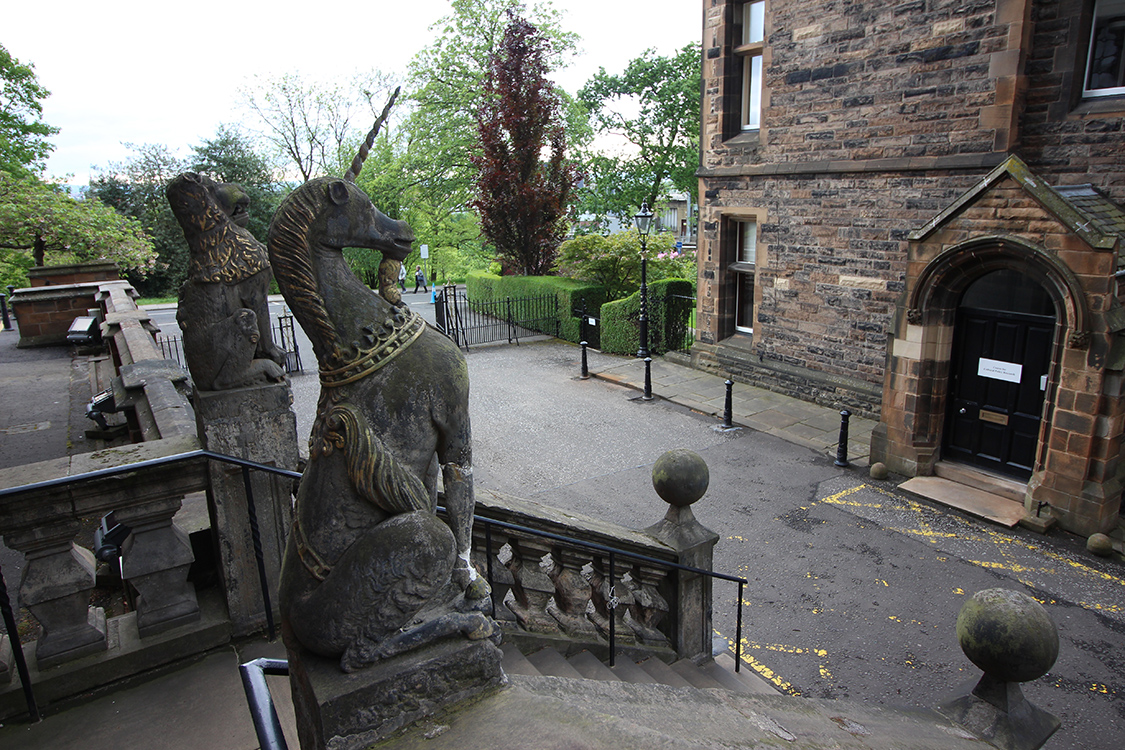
[500,642,777,694]
[382,643,989,749]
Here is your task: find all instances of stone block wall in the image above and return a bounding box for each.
[696,0,1125,414]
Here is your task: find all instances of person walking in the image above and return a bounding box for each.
[398,263,407,291]
[413,265,428,293]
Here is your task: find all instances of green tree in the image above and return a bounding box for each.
[472,12,578,276]
[407,0,577,215]
[189,124,284,242]
[578,44,701,218]
[88,143,189,297]
[0,170,155,288]
[0,44,58,177]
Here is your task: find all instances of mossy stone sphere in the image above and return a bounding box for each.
[652,449,709,507]
[1087,533,1113,557]
[869,462,889,480]
[956,589,1059,683]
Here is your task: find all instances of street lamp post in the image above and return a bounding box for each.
[635,202,654,359]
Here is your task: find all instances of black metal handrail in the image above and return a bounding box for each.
[240,658,290,750]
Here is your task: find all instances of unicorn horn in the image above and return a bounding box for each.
[343,86,401,183]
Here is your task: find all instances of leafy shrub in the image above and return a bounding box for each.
[557,230,695,301]
[599,278,695,355]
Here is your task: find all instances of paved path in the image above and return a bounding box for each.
[1,318,1121,750]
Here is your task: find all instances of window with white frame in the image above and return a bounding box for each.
[1085,0,1125,97]
[737,1,765,130]
[731,220,757,333]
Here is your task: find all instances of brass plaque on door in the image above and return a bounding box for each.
[979,409,1009,426]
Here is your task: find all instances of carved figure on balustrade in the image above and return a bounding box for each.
[581,561,635,645]
[271,101,494,673]
[622,570,669,645]
[498,543,558,634]
[541,551,599,638]
[168,172,287,390]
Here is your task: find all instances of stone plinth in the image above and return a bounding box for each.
[287,635,503,750]
[194,381,298,636]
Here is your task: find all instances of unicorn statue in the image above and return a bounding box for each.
[270,90,494,672]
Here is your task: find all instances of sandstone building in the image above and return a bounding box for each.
[694,0,1125,535]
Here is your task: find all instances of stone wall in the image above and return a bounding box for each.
[696,0,1125,414]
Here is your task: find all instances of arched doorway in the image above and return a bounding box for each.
[942,270,1057,479]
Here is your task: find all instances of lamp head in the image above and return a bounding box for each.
[634,202,654,237]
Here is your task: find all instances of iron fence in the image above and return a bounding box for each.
[436,287,559,349]
[156,315,303,374]
[668,294,697,354]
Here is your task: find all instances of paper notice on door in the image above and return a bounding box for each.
[978,358,1023,384]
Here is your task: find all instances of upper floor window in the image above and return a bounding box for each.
[1085,0,1125,97]
[737,1,765,130]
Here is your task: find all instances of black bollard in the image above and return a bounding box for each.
[580,340,590,379]
[0,293,8,330]
[723,380,734,428]
[834,409,851,467]
[643,357,653,400]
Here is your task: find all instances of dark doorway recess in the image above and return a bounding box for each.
[943,271,1056,479]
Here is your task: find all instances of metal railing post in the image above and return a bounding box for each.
[608,551,616,667]
[0,293,10,331]
[485,521,495,618]
[241,465,276,641]
[0,564,39,722]
[240,658,290,750]
[834,410,852,468]
[735,580,744,672]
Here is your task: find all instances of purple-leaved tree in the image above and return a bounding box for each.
[471,13,579,276]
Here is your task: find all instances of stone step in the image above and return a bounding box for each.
[899,475,1024,527]
[712,652,778,694]
[670,658,726,690]
[635,656,693,688]
[526,647,583,679]
[933,461,1026,503]
[608,654,658,684]
[566,650,620,682]
[499,642,539,676]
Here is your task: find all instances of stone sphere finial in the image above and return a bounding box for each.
[956,588,1059,683]
[652,449,709,507]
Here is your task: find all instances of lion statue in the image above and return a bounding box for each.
[168,171,286,391]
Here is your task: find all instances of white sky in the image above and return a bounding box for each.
[4,0,702,185]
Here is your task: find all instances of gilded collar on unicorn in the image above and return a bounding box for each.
[318,308,426,388]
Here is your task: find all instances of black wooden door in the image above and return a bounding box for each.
[943,307,1055,478]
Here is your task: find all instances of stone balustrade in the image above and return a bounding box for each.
[466,484,720,663]
[0,281,208,700]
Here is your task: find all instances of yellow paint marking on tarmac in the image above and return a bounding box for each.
[713,631,799,695]
[877,579,889,587]
[953,587,965,595]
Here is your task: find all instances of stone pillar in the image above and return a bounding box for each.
[116,495,199,637]
[644,449,720,662]
[5,521,106,669]
[194,381,298,636]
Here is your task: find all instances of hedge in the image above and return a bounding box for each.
[598,278,695,356]
[465,271,607,346]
